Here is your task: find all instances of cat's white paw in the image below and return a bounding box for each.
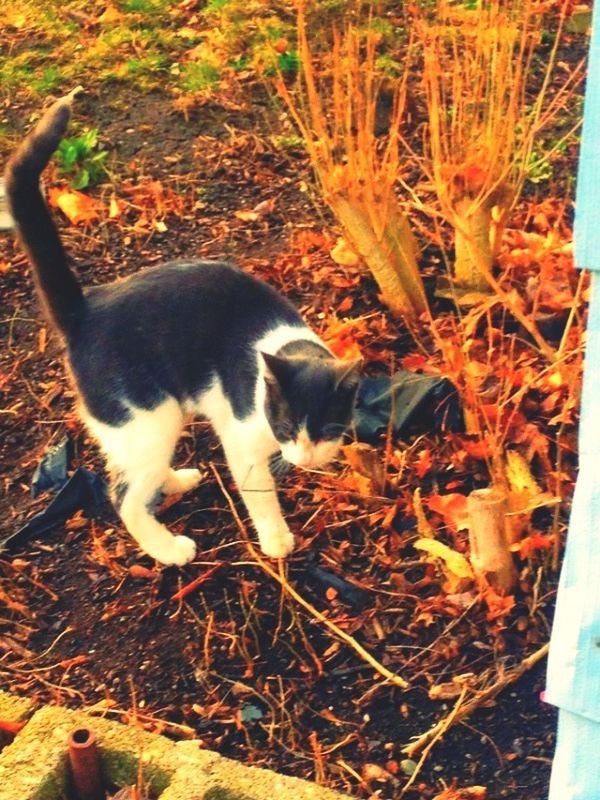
[152,535,196,566]
[257,523,295,559]
[163,468,205,495]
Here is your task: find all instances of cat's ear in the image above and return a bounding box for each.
[261,352,296,390]
[335,358,362,393]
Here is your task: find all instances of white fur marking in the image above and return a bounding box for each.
[80,398,196,565]
[77,322,335,564]
[280,425,342,468]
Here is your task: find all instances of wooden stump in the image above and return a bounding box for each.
[467,488,518,594]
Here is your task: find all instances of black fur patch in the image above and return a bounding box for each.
[263,344,359,444]
[68,261,304,425]
[7,95,359,453]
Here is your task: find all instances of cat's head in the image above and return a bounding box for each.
[262,352,361,469]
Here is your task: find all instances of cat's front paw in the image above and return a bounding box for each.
[163,468,205,495]
[154,535,196,566]
[257,522,295,559]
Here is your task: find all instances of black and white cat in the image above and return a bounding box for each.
[5,91,360,566]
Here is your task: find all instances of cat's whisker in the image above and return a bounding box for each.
[269,452,293,479]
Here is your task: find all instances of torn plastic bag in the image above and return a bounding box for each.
[31,436,71,498]
[4,436,108,550]
[305,564,370,609]
[354,371,462,444]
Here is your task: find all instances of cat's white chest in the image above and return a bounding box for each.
[191,378,279,461]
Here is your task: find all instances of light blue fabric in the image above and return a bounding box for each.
[547,5,600,798]
[574,3,600,270]
[549,708,600,800]
[547,0,600,722]
[545,271,600,721]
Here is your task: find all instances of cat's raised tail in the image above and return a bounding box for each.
[4,88,85,337]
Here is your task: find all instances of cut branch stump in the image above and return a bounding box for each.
[467,487,518,594]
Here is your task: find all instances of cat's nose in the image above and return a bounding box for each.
[295,450,315,468]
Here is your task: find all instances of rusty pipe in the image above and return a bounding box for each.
[67,727,106,800]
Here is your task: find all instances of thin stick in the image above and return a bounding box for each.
[402,642,549,758]
[399,684,469,797]
[170,562,225,602]
[209,463,409,690]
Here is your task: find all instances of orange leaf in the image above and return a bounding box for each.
[414,448,432,479]
[460,437,492,460]
[59,654,90,669]
[337,296,354,313]
[427,493,469,531]
[515,532,553,559]
[48,187,99,225]
[321,318,363,360]
[128,564,159,580]
[482,586,516,621]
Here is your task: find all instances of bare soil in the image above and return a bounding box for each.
[0,87,563,800]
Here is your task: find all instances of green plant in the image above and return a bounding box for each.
[271,133,304,150]
[121,0,170,14]
[55,128,108,189]
[180,61,221,92]
[31,66,64,94]
[199,0,297,86]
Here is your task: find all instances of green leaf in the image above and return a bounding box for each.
[72,168,90,190]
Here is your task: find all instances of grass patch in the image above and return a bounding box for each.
[180,61,221,92]
[1,0,188,98]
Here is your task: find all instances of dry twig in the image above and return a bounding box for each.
[209,462,409,690]
[402,642,549,759]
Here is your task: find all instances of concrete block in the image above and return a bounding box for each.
[0,690,35,723]
[0,703,351,800]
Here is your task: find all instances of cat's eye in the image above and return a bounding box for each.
[321,423,345,440]
[277,421,297,441]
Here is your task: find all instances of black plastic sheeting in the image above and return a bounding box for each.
[3,437,108,550]
[4,371,461,551]
[354,370,462,444]
[30,437,72,498]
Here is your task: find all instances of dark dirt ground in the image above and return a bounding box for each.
[0,77,571,799]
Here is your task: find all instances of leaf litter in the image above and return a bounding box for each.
[0,11,584,798]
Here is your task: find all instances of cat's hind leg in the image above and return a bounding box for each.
[87,398,196,566]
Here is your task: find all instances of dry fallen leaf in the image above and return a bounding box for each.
[342,443,385,495]
[362,762,393,783]
[414,538,474,591]
[432,787,487,800]
[128,564,159,580]
[47,186,100,225]
[98,4,123,24]
[234,198,275,222]
[38,327,47,354]
[234,209,259,222]
[108,195,125,219]
[330,237,359,267]
[427,492,470,531]
[413,487,436,539]
[428,673,475,700]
